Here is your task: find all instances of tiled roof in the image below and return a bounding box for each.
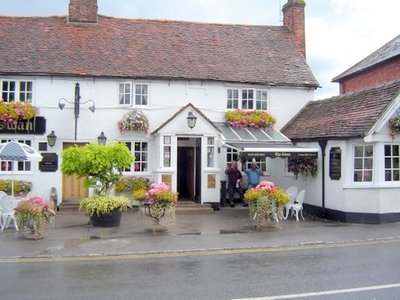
[333,34,400,82]
[0,15,318,87]
[282,80,400,141]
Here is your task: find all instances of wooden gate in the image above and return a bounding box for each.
[62,143,88,202]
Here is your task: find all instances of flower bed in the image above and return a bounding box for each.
[0,100,37,124]
[225,109,276,128]
[389,116,400,138]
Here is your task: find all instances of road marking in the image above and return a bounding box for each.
[0,237,399,264]
[233,283,400,299]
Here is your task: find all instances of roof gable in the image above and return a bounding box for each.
[333,34,400,82]
[0,16,318,88]
[282,80,400,141]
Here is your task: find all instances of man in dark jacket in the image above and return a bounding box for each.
[225,160,243,207]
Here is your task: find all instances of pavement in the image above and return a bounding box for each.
[1,207,400,259]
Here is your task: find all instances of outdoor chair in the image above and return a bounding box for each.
[0,195,19,231]
[0,191,7,227]
[286,189,306,222]
[284,186,298,220]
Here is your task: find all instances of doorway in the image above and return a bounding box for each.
[177,137,201,202]
[62,143,88,202]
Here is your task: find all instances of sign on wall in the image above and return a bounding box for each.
[329,147,342,180]
[39,153,58,172]
[0,117,46,134]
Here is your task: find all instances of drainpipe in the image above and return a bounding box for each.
[318,140,327,218]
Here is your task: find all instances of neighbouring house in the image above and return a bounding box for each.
[0,0,319,207]
[281,34,400,223]
[332,34,400,94]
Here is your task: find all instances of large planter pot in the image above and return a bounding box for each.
[18,220,52,240]
[90,209,122,227]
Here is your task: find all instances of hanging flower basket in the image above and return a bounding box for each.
[389,116,400,138]
[288,157,318,179]
[0,100,37,125]
[225,109,276,128]
[118,108,149,133]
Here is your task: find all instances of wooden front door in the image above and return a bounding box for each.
[62,143,88,202]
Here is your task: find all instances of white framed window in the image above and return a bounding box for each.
[121,141,148,173]
[0,139,32,172]
[133,142,148,172]
[241,89,254,109]
[384,144,400,182]
[227,89,239,109]
[245,157,267,173]
[256,90,268,110]
[135,84,148,106]
[1,80,33,102]
[163,136,171,167]
[118,83,149,106]
[119,82,132,105]
[226,147,238,164]
[353,145,373,182]
[207,137,215,167]
[226,88,268,111]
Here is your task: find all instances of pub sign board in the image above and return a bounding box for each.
[39,153,58,172]
[0,116,46,134]
[329,147,342,180]
[245,151,318,159]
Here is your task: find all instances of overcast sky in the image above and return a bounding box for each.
[0,0,399,99]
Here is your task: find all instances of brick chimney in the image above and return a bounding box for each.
[282,0,306,57]
[68,0,98,25]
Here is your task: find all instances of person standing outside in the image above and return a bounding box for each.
[225,160,243,207]
[245,158,264,189]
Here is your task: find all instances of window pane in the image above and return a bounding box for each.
[393,145,399,157]
[385,145,391,156]
[354,146,363,157]
[365,146,373,157]
[363,170,372,182]
[354,171,362,182]
[364,158,373,169]
[385,158,392,168]
[385,170,392,181]
[354,158,362,169]
[393,158,399,168]
[393,170,399,181]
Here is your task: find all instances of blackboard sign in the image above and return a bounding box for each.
[39,153,58,172]
[329,147,341,180]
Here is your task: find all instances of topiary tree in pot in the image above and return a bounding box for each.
[61,142,134,227]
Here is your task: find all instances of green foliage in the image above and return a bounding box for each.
[288,157,318,179]
[80,196,131,216]
[0,179,32,194]
[156,190,177,204]
[115,176,149,193]
[61,142,134,195]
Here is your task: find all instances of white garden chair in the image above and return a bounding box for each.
[286,189,306,221]
[0,195,19,231]
[284,186,298,220]
[0,191,7,227]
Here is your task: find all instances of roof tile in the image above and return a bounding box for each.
[0,16,318,87]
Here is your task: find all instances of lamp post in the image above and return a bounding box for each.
[59,83,95,141]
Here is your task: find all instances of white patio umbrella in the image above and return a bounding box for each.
[0,141,42,197]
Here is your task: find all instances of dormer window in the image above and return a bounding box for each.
[226,88,268,111]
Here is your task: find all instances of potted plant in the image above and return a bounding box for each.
[114,176,149,206]
[15,197,56,239]
[244,181,289,229]
[61,142,134,227]
[138,182,177,232]
[80,196,131,227]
